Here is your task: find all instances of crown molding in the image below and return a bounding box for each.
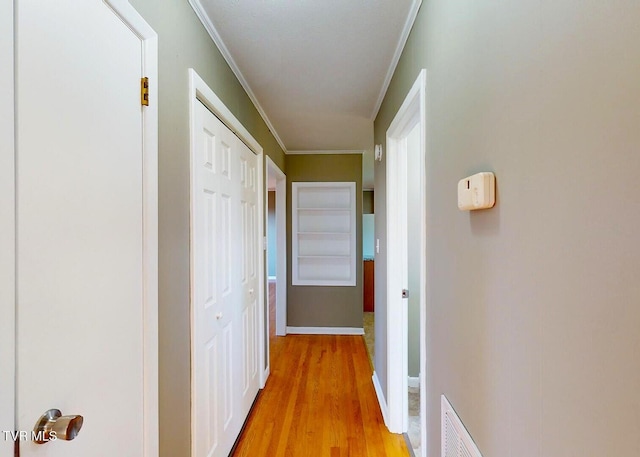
[370,0,422,122]
[189,0,422,149]
[188,0,288,153]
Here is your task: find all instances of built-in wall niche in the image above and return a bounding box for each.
[292,182,356,286]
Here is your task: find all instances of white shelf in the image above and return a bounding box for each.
[292,182,356,286]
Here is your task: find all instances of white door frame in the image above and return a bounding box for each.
[2,1,159,455]
[0,1,15,454]
[385,69,428,456]
[117,5,160,455]
[188,67,266,415]
[265,156,287,337]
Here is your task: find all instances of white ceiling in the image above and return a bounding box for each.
[190,0,421,188]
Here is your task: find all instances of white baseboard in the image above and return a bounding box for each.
[408,376,420,388]
[286,326,364,335]
[372,371,389,428]
[267,276,276,281]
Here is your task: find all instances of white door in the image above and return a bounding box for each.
[16,2,150,456]
[238,130,260,417]
[192,101,260,457]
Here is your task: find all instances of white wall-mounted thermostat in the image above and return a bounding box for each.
[458,172,495,210]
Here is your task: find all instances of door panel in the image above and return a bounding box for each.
[16,1,145,455]
[193,101,259,457]
[238,141,260,416]
[193,101,235,457]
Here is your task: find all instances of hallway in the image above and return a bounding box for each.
[232,320,409,455]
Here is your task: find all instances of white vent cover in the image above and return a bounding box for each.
[441,395,483,457]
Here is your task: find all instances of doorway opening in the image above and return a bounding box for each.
[265,156,287,355]
[385,69,427,457]
[264,156,287,372]
[405,121,423,456]
[362,190,375,368]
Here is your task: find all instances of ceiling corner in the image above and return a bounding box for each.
[370,0,423,122]
[188,0,289,153]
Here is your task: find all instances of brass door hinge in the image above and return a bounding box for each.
[141,77,149,106]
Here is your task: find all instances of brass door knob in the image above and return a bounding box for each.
[33,409,84,444]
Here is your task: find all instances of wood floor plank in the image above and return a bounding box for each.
[232,294,409,457]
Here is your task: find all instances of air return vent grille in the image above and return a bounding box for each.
[441,395,483,457]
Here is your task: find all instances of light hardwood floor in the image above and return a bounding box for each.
[232,282,409,456]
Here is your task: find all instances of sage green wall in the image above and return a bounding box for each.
[286,154,363,328]
[375,1,640,456]
[128,1,284,455]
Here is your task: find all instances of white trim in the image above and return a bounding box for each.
[371,0,422,121]
[189,69,266,453]
[292,182,357,287]
[266,156,287,337]
[256,145,266,389]
[187,0,287,153]
[372,372,390,427]
[385,70,427,446]
[256,189,266,383]
[408,376,420,389]
[286,327,365,335]
[189,70,263,156]
[286,149,364,155]
[107,4,159,455]
[417,71,429,457]
[267,275,277,281]
[104,3,160,455]
[0,1,15,454]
